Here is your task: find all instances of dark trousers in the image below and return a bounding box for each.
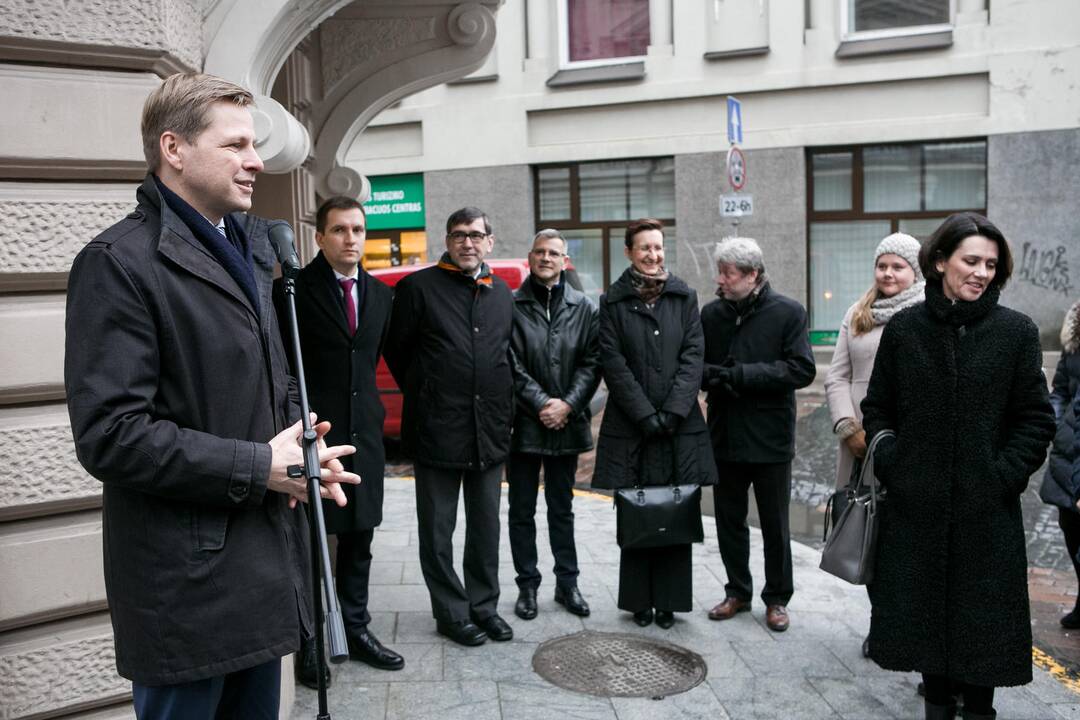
[617,543,692,613]
[337,528,374,630]
[507,452,580,591]
[414,462,502,623]
[1060,508,1080,588]
[132,658,280,720]
[922,673,995,714]
[713,460,794,606]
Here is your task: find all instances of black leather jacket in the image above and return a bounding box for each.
[510,274,601,455]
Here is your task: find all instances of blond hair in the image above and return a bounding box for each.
[141,73,253,172]
[849,284,880,336]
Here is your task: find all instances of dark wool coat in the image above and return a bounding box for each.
[65,176,311,685]
[273,252,392,532]
[384,261,514,469]
[1040,301,1080,511]
[861,281,1055,687]
[592,269,717,490]
[699,282,816,464]
[510,275,602,455]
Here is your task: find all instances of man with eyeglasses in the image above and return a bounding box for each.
[385,207,515,646]
[507,230,601,621]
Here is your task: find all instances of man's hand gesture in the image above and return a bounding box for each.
[269,414,361,508]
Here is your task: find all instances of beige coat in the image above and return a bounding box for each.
[824,304,884,488]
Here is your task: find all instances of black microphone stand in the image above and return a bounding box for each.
[281,270,348,720]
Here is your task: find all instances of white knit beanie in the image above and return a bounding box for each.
[875,233,924,281]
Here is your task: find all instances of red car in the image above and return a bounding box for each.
[371,259,587,437]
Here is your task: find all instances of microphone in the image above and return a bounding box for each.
[268,220,301,279]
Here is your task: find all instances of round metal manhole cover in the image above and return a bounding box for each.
[532,630,707,698]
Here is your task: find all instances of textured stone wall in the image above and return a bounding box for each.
[989,128,1080,348]
[0,0,203,70]
[675,149,808,308]
[422,165,535,261]
[320,17,437,94]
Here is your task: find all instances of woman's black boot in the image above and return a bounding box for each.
[924,700,957,720]
[960,710,995,719]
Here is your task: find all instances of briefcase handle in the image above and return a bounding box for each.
[858,429,895,516]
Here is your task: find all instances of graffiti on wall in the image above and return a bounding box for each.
[1018,242,1073,296]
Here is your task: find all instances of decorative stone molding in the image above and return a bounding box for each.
[0,614,128,719]
[447,3,493,46]
[0,295,66,409]
[325,166,371,202]
[320,18,437,94]
[0,183,137,278]
[251,95,312,174]
[0,0,202,72]
[0,408,100,522]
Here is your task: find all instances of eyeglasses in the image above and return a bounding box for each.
[447,231,489,244]
[530,248,565,259]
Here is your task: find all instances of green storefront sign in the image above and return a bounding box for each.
[363,173,425,230]
[809,330,839,346]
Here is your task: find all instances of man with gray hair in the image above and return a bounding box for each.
[507,229,601,620]
[700,236,815,632]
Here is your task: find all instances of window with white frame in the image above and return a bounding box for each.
[558,0,650,68]
[841,0,953,39]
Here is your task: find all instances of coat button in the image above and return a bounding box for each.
[474,327,480,333]
[475,394,481,400]
[352,390,358,396]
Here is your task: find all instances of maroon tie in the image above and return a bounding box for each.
[338,278,357,335]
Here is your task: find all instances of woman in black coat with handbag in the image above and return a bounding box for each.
[592,218,718,629]
[861,213,1055,720]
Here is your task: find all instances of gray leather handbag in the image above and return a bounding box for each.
[819,430,894,585]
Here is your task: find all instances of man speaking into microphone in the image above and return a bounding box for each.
[64,73,359,718]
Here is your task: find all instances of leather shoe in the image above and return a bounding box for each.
[347,628,404,671]
[554,586,590,617]
[473,614,513,641]
[655,610,675,629]
[515,587,538,620]
[436,619,487,646]
[294,636,330,690]
[632,609,654,627]
[707,597,750,621]
[766,604,789,632]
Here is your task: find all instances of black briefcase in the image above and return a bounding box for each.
[615,483,704,549]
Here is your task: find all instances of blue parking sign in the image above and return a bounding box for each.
[727,96,743,145]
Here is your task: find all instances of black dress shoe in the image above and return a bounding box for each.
[633,609,654,627]
[515,587,538,620]
[474,614,513,641]
[554,586,590,617]
[294,637,331,690]
[347,628,405,671]
[437,619,488,646]
[654,610,675,629]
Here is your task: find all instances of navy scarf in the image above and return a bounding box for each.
[154,176,260,313]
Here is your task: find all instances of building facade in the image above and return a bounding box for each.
[347,0,1080,347]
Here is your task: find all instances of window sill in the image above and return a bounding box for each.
[835,30,952,58]
[703,46,770,61]
[448,73,498,85]
[546,62,645,88]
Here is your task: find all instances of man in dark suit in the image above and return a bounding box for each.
[700,236,816,633]
[384,207,515,647]
[274,196,402,685]
[65,73,358,719]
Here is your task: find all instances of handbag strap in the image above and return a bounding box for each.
[859,429,895,514]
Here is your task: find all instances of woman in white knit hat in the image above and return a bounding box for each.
[823,232,925,656]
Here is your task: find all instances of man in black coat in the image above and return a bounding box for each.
[507,229,601,621]
[384,207,515,646]
[273,196,402,685]
[64,73,358,718]
[701,236,816,633]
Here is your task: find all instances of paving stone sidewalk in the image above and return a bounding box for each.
[292,476,1080,720]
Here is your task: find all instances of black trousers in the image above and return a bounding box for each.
[507,452,580,591]
[336,528,374,630]
[922,673,995,714]
[617,544,692,613]
[132,658,280,720]
[1060,508,1080,588]
[713,460,794,606]
[414,462,502,623]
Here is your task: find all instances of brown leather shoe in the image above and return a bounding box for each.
[708,597,750,621]
[766,604,789,632]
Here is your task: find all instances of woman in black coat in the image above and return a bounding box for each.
[1038,301,1080,628]
[592,218,718,629]
[861,213,1055,720]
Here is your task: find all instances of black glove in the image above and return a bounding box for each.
[641,413,665,437]
[657,410,680,435]
[706,365,734,388]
